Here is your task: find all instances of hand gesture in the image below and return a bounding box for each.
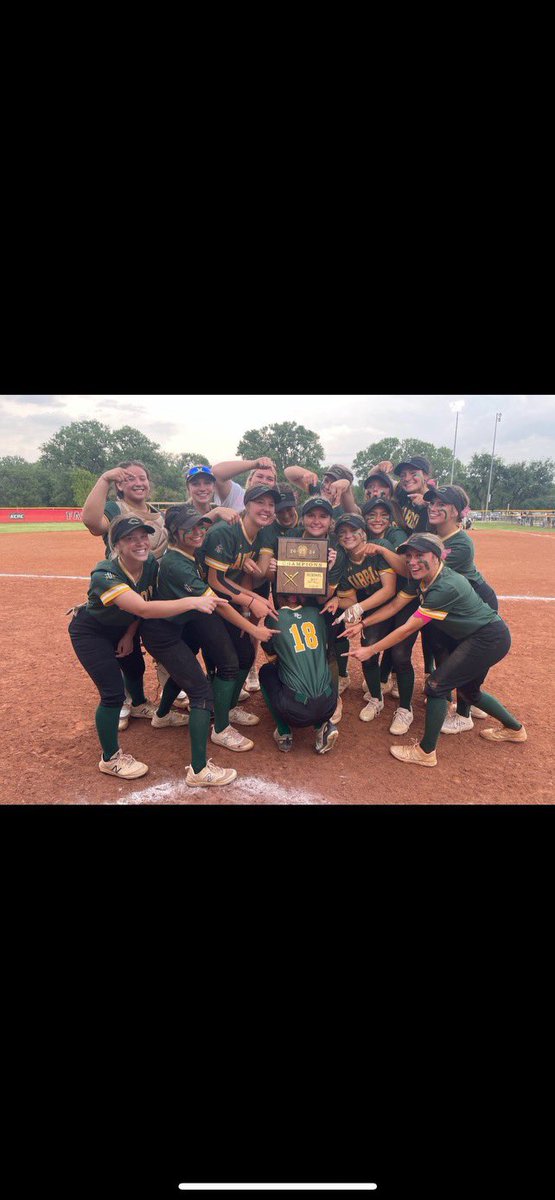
[410,493,426,507]
[218,507,240,525]
[252,615,279,643]
[115,633,134,658]
[268,557,277,576]
[102,467,128,488]
[242,557,263,576]
[341,644,372,662]
[195,592,227,615]
[362,541,380,556]
[327,547,337,568]
[376,460,394,473]
[329,479,349,504]
[320,595,339,616]
[250,594,277,621]
[255,456,276,471]
[337,621,363,639]
[301,470,319,492]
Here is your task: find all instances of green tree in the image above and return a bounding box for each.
[236,422,324,478]
[0,457,46,505]
[465,453,504,509]
[352,438,468,489]
[39,420,113,474]
[70,468,98,506]
[108,426,165,474]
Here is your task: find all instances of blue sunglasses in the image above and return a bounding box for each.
[186,465,215,479]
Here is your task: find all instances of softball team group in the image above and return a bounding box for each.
[69,450,526,788]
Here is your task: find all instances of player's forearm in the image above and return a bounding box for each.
[82,477,110,533]
[339,487,361,515]
[212,458,256,483]
[115,595,209,619]
[359,582,396,614]
[375,545,407,575]
[208,568,253,609]
[362,593,411,627]
[363,615,425,656]
[219,605,256,635]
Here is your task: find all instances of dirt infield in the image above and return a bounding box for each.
[2,528,554,804]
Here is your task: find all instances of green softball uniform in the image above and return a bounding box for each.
[266,606,332,699]
[393,486,429,533]
[337,549,394,604]
[441,529,487,587]
[202,518,269,586]
[399,563,502,640]
[155,547,214,625]
[103,499,168,558]
[85,554,159,628]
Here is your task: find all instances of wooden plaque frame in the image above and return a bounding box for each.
[276,537,328,595]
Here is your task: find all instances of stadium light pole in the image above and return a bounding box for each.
[485,411,502,518]
[449,399,465,482]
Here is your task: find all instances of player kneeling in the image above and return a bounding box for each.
[259,593,339,755]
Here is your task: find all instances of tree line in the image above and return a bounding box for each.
[1,419,554,511]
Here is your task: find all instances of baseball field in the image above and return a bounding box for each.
[2,525,554,804]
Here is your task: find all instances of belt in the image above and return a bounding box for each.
[293,683,332,706]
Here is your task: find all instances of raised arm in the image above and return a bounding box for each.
[283,465,319,492]
[82,468,127,536]
[363,542,408,576]
[212,457,275,501]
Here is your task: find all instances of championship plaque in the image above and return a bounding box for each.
[276,537,328,595]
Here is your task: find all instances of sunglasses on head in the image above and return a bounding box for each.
[186,466,213,479]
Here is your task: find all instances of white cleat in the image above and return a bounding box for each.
[389,707,414,735]
[359,697,384,722]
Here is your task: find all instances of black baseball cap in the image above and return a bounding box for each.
[164,505,212,535]
[362,497,394,518]
[334,514,367,533]
[301,496,334,517]
[185,465,216,482]
[244,484,281,505]
[110,515,156,543]
[398,533,445,560]
[394,456,431,476]
[363,469,395,492]
[424,485,465,513]
[323,463,354,483]
[275,488,298,513]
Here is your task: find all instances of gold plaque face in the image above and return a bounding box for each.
[276,538,328,595]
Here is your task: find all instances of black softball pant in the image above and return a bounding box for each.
[259,662,337,728]
[423,618,511,704]
[68,609,144,708]
[180,613,241,678]
[140,619,213,711]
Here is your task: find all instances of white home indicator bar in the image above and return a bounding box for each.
[178,1187,377,1193]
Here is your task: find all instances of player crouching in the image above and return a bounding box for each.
[259,593,339,755]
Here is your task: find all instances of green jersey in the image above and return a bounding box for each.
[399,563,501,640]
[441,529,486,586]
[202,518,268,588]
[393,486,429,532]
[265,511,304,554]
[85,554,158,628]
[155,547,213,625]
[337,549,394,604]
[266,606,333,701]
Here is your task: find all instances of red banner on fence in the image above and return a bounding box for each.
[0,508,84,523]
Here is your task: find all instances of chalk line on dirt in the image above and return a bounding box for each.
[114,775,326,805]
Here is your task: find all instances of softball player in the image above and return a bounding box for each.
[259,593,339,754]
[321,513,396,722]
[82,462,169,557]
[141,506,277,756]
[68,514,236,785]
[360,496,410,701]
[341,532,526,767]
[284,463,360,524]
[183,464,242,525]
[210,456,278,511]
[201,484,280,720]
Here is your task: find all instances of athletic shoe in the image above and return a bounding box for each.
[211,725,254,752]
[185,759,238,787]
[120,699,131,720]
[244,666,260,692]
[359,697,384,722]
[238,688,250,702]
[118,716,129,732]
[228,707,260,726]
[389,741,437,767]
[332,696,343,724]
[315,720,339,754]
[273,728,293,753]
[98,749,149,779]
[380,676,395,695]
[172,691,189,710]
[479,725,527,743]
[338,673,350,695]
[391,677,400,699]
[441,713,474,735]
[130,702,158,719]
[389,707,414,735]
[470,705,488,719]
[151,711,189,728]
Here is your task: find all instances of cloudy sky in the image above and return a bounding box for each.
[1,394,553,468]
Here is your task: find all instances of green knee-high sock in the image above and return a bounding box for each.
[96,704,120,761]
[420,696,448,753]
[213,676,237,733]
[456,693,471,718]
[380,648,393,683]
[122,673,147,707]
[362,658,382,701]
[157,678,180,718]
[189,707,211,774]
[230,667,249,709]
[260,684,291,737]
[397,666,415,711]
[474,691,523,730]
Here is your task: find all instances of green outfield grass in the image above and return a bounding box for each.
[0,522,87,533]
[472,521,555,533]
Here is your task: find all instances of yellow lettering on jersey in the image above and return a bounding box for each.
[289,621,319,653]
[347,565,380,590]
